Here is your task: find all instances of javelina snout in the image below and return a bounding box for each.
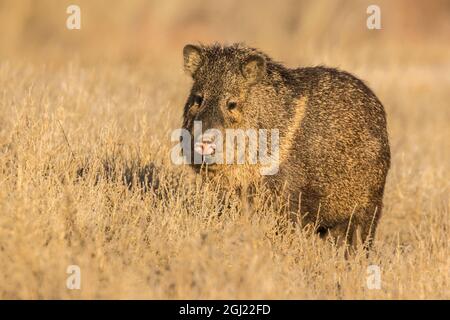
[194,133,217,156]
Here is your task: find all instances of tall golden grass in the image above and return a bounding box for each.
[0,0,448,299]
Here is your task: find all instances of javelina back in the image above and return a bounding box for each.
[181,43,390,248]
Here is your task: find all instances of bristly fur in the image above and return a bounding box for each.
[182,43,391,249]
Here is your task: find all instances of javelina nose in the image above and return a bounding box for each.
[194,134,216,156]
[194,141,216,156]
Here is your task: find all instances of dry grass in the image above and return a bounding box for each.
[0,0,449,299]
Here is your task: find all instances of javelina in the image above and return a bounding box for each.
[180,43,390,248]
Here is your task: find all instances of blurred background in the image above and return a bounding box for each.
[0,0,449,67]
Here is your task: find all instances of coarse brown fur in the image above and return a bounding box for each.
[181,43,390,249]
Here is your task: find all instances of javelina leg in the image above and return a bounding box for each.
[359,218,379,251]
[358,205,382,251]
[322,223,378,257]
[320,221,356,248]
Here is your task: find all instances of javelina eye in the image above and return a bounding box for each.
[227,101,237,110]
[193,94,203,105]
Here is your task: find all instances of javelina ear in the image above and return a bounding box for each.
[241,54,266,83]
[183,44,202,76]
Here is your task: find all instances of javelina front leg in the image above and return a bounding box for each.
[319,221,356,248]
